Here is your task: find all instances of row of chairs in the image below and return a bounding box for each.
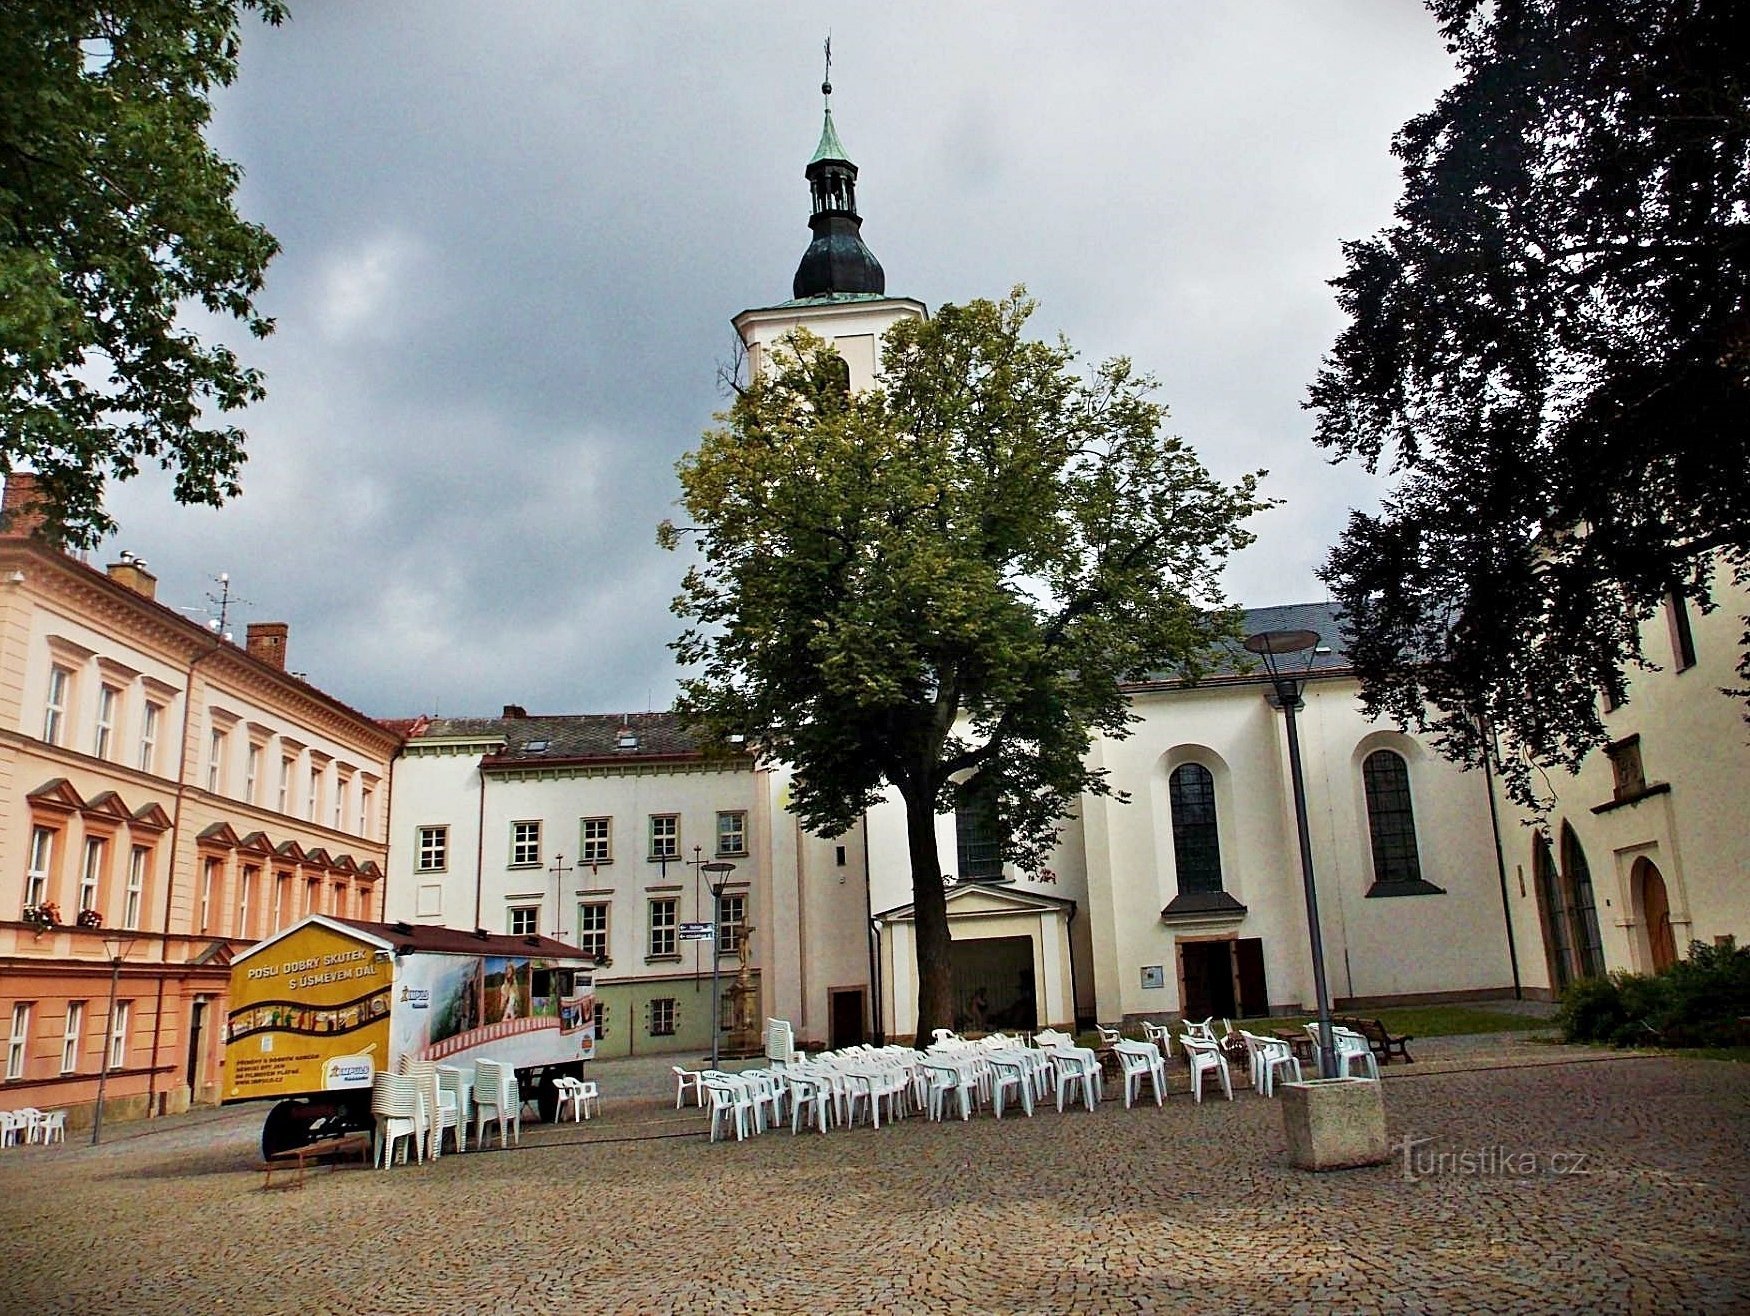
[368,1056,536,1167]
[1,1107,66,1146]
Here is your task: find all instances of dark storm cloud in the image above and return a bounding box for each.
[98,2,1453,718]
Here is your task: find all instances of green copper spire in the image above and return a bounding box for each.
[811,105,850,165]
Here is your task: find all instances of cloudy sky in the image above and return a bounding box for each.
[98,2,1455,719]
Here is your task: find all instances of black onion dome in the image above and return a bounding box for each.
[792,105,885,299]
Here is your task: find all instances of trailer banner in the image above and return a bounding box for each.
[225,921,392,1100]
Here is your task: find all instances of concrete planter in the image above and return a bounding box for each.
[1280,1077,1389,1171]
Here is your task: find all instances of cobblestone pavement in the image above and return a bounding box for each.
[2,1038,1745,1314]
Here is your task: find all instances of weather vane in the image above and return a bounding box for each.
[822,33,832,98]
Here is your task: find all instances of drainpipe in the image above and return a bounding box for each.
[1479,716,1524,999]
[473,768,487,930]
[862,809,882,1045]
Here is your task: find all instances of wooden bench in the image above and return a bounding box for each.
[1338,1016,1414,1064]
[261,1132,372,1190]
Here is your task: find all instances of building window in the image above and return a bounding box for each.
[334,774,348,830]
[717,893,746,955]
[139,701,161,772]
[648,898,678,957]
[25,825,54,908]
[360,784,375,837]
[508,906,540,936]
[1606,736,1646,801]
[6,1003,30,1080]
[593,1001,607,1038]
[416,826,449,873]
[245,744,262,804]
[207,728,226,793]
[94,685,119,759]
[649,997,678,1037]
[577,902,609,960]
[199,857,219,933]
[510,820,542,867]
[124,846,148,930]
[43,664,71,745]
[278,756,293,813]
[273,873,289,929]
[238,865,258,939]
[1667,591,1697,671]
[1168,763,1223,896]
[108,1000,130,1070]
[649,815,679,860]
[79,837,106,915]
[955,775,1004,880]
[306,765,320,821]
[60,1001,84,1073]
[1363,749,1424,887]
[580,817,611,865]
[716,811,748,857]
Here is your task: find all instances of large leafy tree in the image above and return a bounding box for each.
[1,0,284,546]
[1310,0,1750,806]
[666,291,1268,1042]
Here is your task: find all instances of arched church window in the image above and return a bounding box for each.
[955,775,1003,881]
[1560,824,1605,979]
[1168,763,1222,895]
[1363,749,1423,887]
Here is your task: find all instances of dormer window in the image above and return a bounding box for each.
[524,739,549,753]
[616,728,638,750]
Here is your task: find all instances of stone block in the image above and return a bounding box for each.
[1280,1077,1389,1171]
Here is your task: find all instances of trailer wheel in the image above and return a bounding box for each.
[261,1100,321,1160]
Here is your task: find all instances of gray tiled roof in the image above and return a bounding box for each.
[1132,600,1352,686]
[413,710,715,765]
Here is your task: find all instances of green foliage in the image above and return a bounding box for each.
[667,289,1268,1035]
[1557,940,1750,1046]
[1308,0,1750,808]
[0,0,285,546]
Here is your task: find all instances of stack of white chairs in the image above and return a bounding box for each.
[371,1072,428,1167]
[0,1110,36,1146]
[985,1050,1034,1118]
[1333,1026,1381,1080]
[398,1057,456,1159]
[473,1058,521,1149]
[1180,1035,1233,1103]
[1256,1035,1304,1096]
[1112,1039,1166,1108]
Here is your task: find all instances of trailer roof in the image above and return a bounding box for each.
[230,914,592,964]
[332,917,591,959]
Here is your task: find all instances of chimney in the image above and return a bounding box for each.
[1,473,48,540]
[106,553,158,600]
[502,704,527,719]
[246,621,289,670]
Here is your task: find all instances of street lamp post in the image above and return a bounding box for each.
[1244,628,1336,1079]
[701,861,737,1070]
[92,935,137,1146]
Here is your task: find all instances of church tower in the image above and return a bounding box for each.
[733,53,925,391]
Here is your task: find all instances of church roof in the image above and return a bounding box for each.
[1127,600,1352,689]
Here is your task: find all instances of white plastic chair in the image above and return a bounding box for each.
[35,1110,67,1144]
[473,1058,521,1149]
[555,1076,586,1122]
[1334,1027,1381,1080]
[1140,1020,1174,1059]
[703,1078,752,1142]
[672,1064,704,1109]
[371,1073,427,1167]
[1113,1039,1166,1108]
[918,1058,974,1121]
[1095,1025,1123,1047]
[436,1065,471,1152]
[0,1112,20,1147]
[1051,1046,1101,1112]
[1256,1037,1304,1096]
[398,1058,452,1160]
[1181,1018,1216,1043]
[786,1070,833,1134]
[986,1052,1034,1118]
[1181,1037,1233,1103]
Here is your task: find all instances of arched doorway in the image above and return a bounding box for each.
[1634,857,1678,973]
[1560,825,1605,980]
[1532,833,1572,992]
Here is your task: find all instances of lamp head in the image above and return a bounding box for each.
[1243,629,1321,707]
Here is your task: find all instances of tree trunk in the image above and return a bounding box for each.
[903,789,955,1046]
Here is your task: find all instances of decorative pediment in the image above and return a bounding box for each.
[26,778,84,814]
[356,860,383,881]
[236,830,275,856]
[189,939,236,967]
[196,820,241,848]
[876,881,1077,924]
[303,846,331,869]
[82,790,134,823]
[329,853,359,875]
[274,839,307,864]
[130,802,173,832]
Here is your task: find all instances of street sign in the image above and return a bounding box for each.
[678,922,715,941]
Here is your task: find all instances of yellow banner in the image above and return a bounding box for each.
[226,922,392,1100]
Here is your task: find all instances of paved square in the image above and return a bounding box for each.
[2,1040,1745,1313]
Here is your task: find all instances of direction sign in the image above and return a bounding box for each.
[678,922,715,941]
